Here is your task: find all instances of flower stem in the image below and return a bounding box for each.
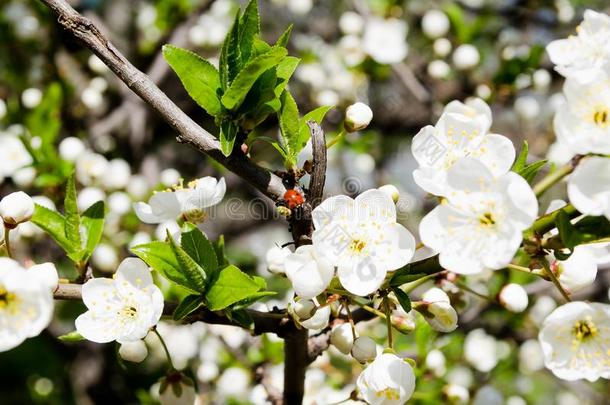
[532,163,574,197]
[153,327,175,371]
[542,262,571,303]
[383,297,393,349]
[456,280,493,302]
[343,300,357,340]
[325,129,346,149]
[402,273,439,293]
[3,226,12,258]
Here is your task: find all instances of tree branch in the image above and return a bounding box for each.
[38,0,286,201]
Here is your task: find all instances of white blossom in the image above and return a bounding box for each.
[539,301,610,381]
[119,340,148,363]
[362,17,408,65]
[21,88,42,108]
[464,329,500,372]
[418,287,458,332]
[411,98,515,196]
[567,157,610,220]
[452,44,480,70]
[345,102,373,132]
[159,373,197,405]
[356,352,416,404]
[351,336,377,363]
[422,10,450,39]
[0,259,56,352]
[498,283,529,313]
[312,189,415,296]
[265,245,291,275]
[420,158,538,274]
[547,247,598,293]
[546,10,610,80]
[134,177,225,224]
[330,323,355,354]
[75,151,108,186]
[76,258,164,343]
[284,245,334,299]
[0,134,33,179]
[378,184,400,203]
[0,191,35,227]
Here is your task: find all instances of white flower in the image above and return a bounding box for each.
[417,287,458,332]
[425,349,446,376]
[411,98,515,196]
[420,158,538,274]
[159,373,197,405]
[546,10,610,80]
[444,384,469,404]
[76,151,108,186]
[119,340,148,363]
[498,283,529,313]
[134,177,226,224]
[539,301,610,381]
[473,386,503,405]
[0,134,33,179]
[464,328,499,372]
[101,159,131,190]
[284,245,334,299]
[519,339,545,373]
[345,102,373,132]
[0,258,55,352]
[452,44,480,70]
[567,157,610,220]
[0,99,6,120]
[428,60,451,79]
[75,258,164,343]
[339,11,364,35]
[21,88,42,109]
[312,189,415,296]
[547,247,598,292]
[433,38,452,57]
[77,187,105,212]
[554,71,610,155]
[0,191,35,227]
[378,184,400,203]
[356,352,416,404]
[422,10,450,39]
[351,336,377,363]
[362,17,408,65]
[300,304,331,331]
[265,245,291,275]
[289,298,316,321]
[330,323,355,354]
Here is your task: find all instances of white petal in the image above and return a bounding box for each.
[115,258,154,289]
[338,260,386,296]
[28,263,59,292]
[75,311,119,343]
[475,134,515,177]
[568,157,610,217]
[312,195,355,229]
[354,189,396,223]
[285,246,334,299]
[376,223,415,270]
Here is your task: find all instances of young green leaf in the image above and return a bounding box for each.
[163,45,222,117]
[293,105,333,157]
[555,210,582,250]
[181,226,218,275]
[389,273,427,287]
[58,331,85,342]
[274,56,300,97]
[275,24,293,48]
[278,90,300,164]
[392,287,412,312]
[238,0,260,62]
[205,265,266,311]
[25,83,62,149]
[131,241,192,290]
[168,232,208,292]
[219,120,238,157]
[511,141,529,172]
[80,201,105,262]
[220,47,288,111]
[219,13,242,89]
[31,204,74,253]
[519,160,548,184]
[64,174,82,250]
[173,294,204,321]
[213,235,229,268]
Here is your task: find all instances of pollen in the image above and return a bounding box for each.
[573,317,598,342]
[479,212,496,226]
[349,239,367,253]
[0,285,18,312]
[592,108,609,127]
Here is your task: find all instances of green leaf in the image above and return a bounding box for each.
[168,232,207,292]
[511,141,529,172]
[275,24,293,48]
[58,331,84,342]
[31,204,74,253]
[181,226,218,276]
[173,294,204,321]
[131,241,192,290]
[519,160,548,184]
[295,105,333,154]
[278,90,300,164]
[25,83,62,149]
[392,288,412,312]
[274,56,300,97]
[219,13,242,89]
[226,309,254,329]
[238,0,260,62]
[254,136,288,159]
[555,210,582,249]
[64,174,81,250]
[213,235,229,267]
[78,201,105,262]
[205,265,266,311]
[220,47,288,111]
[163,45,222,117]
[389,273,428,287]
[219,120,238,157]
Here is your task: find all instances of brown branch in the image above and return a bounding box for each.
[39,0,286,201]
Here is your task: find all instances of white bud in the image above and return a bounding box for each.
[59,137,86,162]
[532,69,551,90]
[514,96,540,121]
[81,87,103,110]
[378,184,400,203]
[498,283,528,313]
[265,245,291,275]
[102,159,131,190]
[0,99,6,119]
[90,77,108,93]
[28,262,59,292]
[160,168,181,187]
[88,55,109,74]
[344,102,373,132]
[91,243,118,273]
[475,84,492,100]
[119,340,148,363]
[0,191,35,226]
[77,187,105,212]
[452,44,480,70]
[339,11,364,35]
[433,38,452,57]
[351,336,377,363]
[299,305,331,331]
[12,167,36,188]
[291,299,316,321]
[444,384,470,404]
[159,374,196,405]
[422,10,450,39]
[419,288,458,333]
[330,323,355,354]
[21,88,42,109]
[425,349,446,376]
[108,192,132,216]
[428,60,451,79]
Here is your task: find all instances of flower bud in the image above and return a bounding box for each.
[290,299,316,321]
[28,262,59,292]
[330,323,355,354]
[159,372,196,405]
[351,336,377,363]
[265,245,291,275]
[498,283,529,313]
[119,340,148,363]
[0,191,35,227]
[59,137,86,162]
[452,44,480,70]
[300,305,331,331]
[417,288,458,332]
[444,384,470,404]
[344,102,373,132]
[422,10,450,39]
[378,184,400,203]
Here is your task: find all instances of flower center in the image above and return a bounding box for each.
[479,212,496,226]
[184,208,207,223]
[592,108,609,127]
[573,318,597,341]
[349,239,367,253]
[0,285,18,311]
[118,306,138,319]
[375,387,401,400]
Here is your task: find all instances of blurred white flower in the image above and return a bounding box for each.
[0,191,35,227]
[428,60,451,79]
[363,17,408,65]
[102,159,131,190]
[81,87,103,110]
[339,11,364,35]
[265,245,291,275]
[88,55,109,74]
[567,157,610,220]
[0,99,6,119]
[160,168,181,187]
[473,385,503,405]
[285,245,334,299]
[464,329,499,372]
[452,44,480,70]
[134,177,226,224]
[0,134,33,179]
[119,340,148,363]
[0,258,56,352]
[533,69,552,90]
[21,88,42,109]
[159,373,196,405]
[356,352,416,404]
[127,175,150,199]
[498,283,529,313]
[475,84,492,100]
[425,349,446,376]
[77,187,105,212]
[519,339,545,373]
[108,192,132,216]
[420,159,537,274]
[351,336,377,363]
[91,243,118,273]
[76,151,109,186]
[218,367,250,400]
[444,384,469,404]
[546,139,575,166]
[433,38,452,57]
[514,96,541,121]
[546,10,610,80]
[76,258,163,343]
[539,301,610,381]
[422,10,450,39]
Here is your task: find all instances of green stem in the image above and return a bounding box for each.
[343,301,357,340]
[3,226,12,258]
[542,262,572,303]
[456,280,493,302]
[153,327,175,371]
[525,204,579,237]
[506,264,532,274]
[383,297,393,349]
[532,163,574,197]
[402,273,439,293]
[325,129,346,149]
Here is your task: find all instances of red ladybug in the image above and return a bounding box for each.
[284,189,305,209]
